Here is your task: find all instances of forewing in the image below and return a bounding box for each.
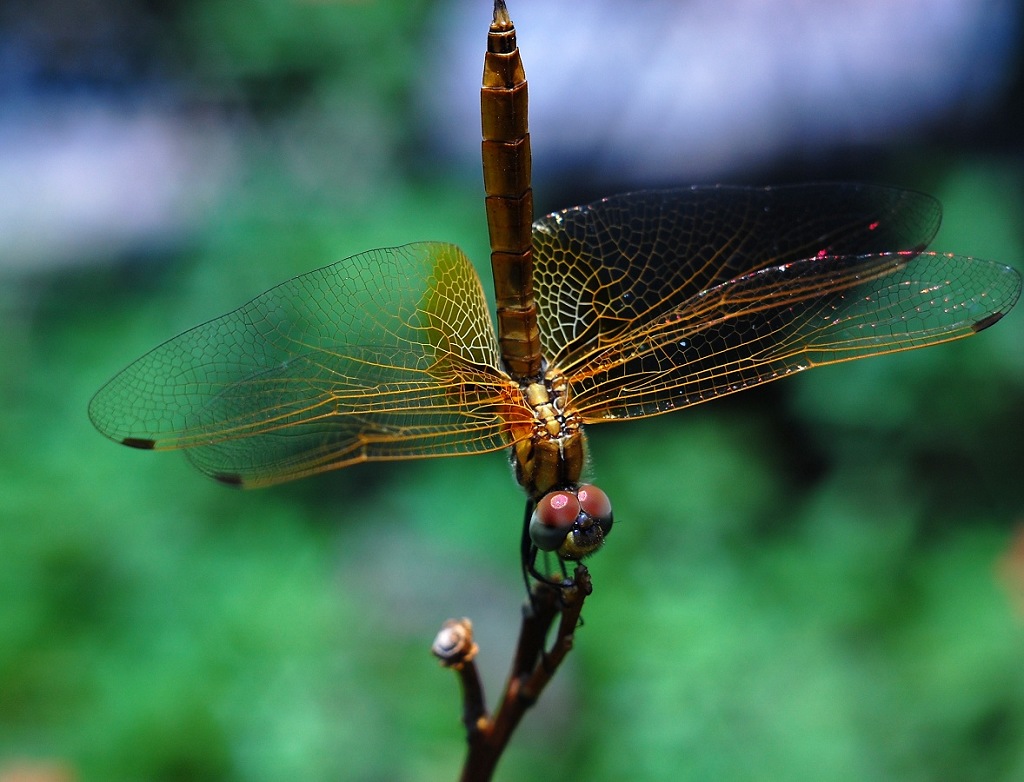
[89,242,520,487]
[532,184,941,369]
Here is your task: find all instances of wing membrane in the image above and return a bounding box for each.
[565,251,1021,421]
[89,242,523,487]
[532,184,941,368]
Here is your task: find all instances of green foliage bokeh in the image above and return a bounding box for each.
[1,1,1023,780]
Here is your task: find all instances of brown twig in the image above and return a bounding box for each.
[432,619,486,735]
[433,564,592,782]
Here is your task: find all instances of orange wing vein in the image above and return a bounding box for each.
[89,243,525,487]
[530,185,1020,421]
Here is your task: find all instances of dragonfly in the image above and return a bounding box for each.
[90,0,1021,579]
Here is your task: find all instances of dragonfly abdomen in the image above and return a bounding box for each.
[482,1,542,380]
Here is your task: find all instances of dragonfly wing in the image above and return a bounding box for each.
[532,184,941,368]
[565,251,1021,421]
[89,242,520,487]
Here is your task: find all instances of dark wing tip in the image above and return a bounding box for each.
[121,437,157,450]
[971,311,1008,334]
[212,472,246,488]
[972,262,1022,333]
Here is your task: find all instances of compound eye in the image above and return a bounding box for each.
[577,484,613,535]
[529,491,581,551]
[577,484,611,519]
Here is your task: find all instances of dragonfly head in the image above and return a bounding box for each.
[529,484,613,561]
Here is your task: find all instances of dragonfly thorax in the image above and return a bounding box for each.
[523,378,567,438]
[511,370,586,500]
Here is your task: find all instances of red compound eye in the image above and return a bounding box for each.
[577,484,611,522]
[529,491,582,551]
[537,491,580,529]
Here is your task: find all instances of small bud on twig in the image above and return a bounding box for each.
[432,618,479,669]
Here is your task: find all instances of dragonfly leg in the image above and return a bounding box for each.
[519,498,536,595]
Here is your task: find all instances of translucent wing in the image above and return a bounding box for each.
[567,251,1020,420]
[532,184,941,368]
[529,185,1020,421]
[89,242,524,487]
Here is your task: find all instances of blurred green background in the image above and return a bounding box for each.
[1,1,1023,780]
